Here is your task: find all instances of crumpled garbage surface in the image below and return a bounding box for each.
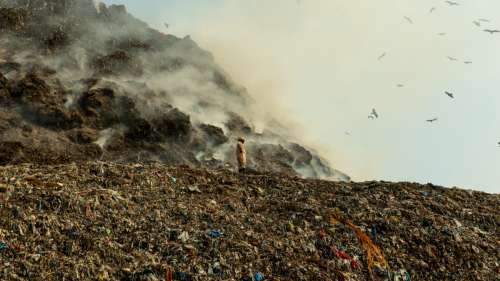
[0,162,498,280]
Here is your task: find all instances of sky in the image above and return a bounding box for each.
[102,0,500,193]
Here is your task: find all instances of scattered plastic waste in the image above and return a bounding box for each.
[174,271,190,281]
[165,266,173,281]
[178,231,190,243]
[331,213,389,273]
[0,163,497,280]
[254,272,264,281]
[187,185,201,193]
[370,225,377,241]
[209,230,222,238]
[319,228,326,240]
[335,248,352,260]
[350,259,360,270]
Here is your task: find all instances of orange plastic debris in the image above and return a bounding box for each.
[346,220,388,271]
[330,216,340,225]
[331,213,389,273]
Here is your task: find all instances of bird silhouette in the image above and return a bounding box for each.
[438,32,447,36]
[378,52,386,60]
[464,61,472,64]
[445,91,454,98]
[404,16,414,24]
[164,23,169,29]
[368,109,379,119]
[397,84,404,87]
[427,118,438,123]
[484,29,500,34]
[478,18,490,23]
[447,56,458,61]
[473,21,481,27]
[445,1,460,6]
[430,7,436,13]
[498,142,500,147]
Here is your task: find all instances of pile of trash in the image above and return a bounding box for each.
[0,162,498,280]
[0,0,349,181]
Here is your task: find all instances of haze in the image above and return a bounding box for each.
[102,0,500,193]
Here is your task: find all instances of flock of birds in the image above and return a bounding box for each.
[367,90,454,123]
[164,1,499,147]
[369,0,499,137]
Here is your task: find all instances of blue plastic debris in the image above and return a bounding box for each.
[370,225,377,240]
[0,242,8,250]
[254,272,264,281]
[209,230,222,238]
[173,271,190,281]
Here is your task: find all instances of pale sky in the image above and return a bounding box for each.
[102,0,500,193]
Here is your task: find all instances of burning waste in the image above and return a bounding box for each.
[0,0,349,180]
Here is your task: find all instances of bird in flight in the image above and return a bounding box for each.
[447,56,458,61]
[404,16,414,24]
[430,7,436,13]
[445,91,454,98]
[397,84,404,88]
[498,142,500,147]
[368,109,379,119]
[473,21,481,27]
[427,118,438,123]
[164,23,169,29]
[464,61,472,64]
[438,32,447,36]
[378,52,386,60]
[445,1,460,6]
[478,18,490,23]
[484,29,500,34]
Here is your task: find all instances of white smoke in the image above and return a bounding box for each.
[94,126,124,149]
[93,0,102,13]
[0,0,348,180]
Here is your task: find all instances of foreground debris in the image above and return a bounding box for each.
[0,162,498,280]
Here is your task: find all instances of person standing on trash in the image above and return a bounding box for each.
[236,137,247,172]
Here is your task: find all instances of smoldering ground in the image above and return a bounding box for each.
[0,0,348,180]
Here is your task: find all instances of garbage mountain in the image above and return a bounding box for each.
[0,0,349,180]
[0,163,498,280]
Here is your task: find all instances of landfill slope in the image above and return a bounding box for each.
[0,0,348,181]
[0,163,498,281]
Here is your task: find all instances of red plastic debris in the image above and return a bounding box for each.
[350,259,360,270]
[335,249,352,260]
[319,229,327,240]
